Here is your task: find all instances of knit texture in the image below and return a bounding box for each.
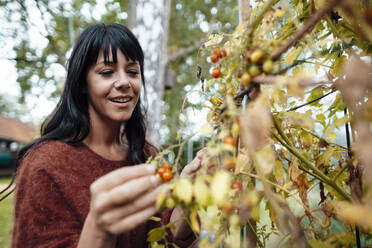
[12,141,194,248]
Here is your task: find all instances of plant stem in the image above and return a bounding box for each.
[272,118,351,201]
[246,219,264,248]
[332,161,351,182]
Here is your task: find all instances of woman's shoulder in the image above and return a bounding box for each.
[18,140,81,174]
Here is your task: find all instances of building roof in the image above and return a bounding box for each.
[0,115,36,144]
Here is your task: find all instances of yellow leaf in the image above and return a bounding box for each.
[190,209,200,233]
[194,178,212,207]
[174,179,193,204]
[211,170,232,206]
[204,34,224,47]
[273,160,284,184]
[285,46,302,65]
[328,132,336,141]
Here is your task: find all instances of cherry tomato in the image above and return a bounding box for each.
[162,170,173,181]
[211,53,219,63]
[212,67,221,78]
[213,47,220,54]
[222,202,233,215]
[223,156,235,171]
[250,49,264,63]
[157,166,167,177]
[162,161,172,171]
[231,182,242,190]
[219,84,226,93]
[236,70,243,78]
[223,136,238,147]
[248,64,260,76]
[263,59,274,73]
[241,72,251,87]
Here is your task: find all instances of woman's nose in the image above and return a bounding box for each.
[114,72,131,89]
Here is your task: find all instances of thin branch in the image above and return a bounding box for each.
[272,0,344,61]
[167,39,206,63]
[286,89,337,112]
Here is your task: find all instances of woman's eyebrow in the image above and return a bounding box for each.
[127,61,139,66]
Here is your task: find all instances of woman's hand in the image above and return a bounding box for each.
[180,148,206,178]
[78,164,162,247]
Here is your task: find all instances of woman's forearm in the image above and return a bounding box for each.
[77,213,117,248]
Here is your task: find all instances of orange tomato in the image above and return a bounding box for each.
[212,67,221,78]
[211,53,219,63]
[223,156,235,171]
[231,182,242,190]
[157,166,167,177]
[162,161,172,171]
[223,136,238,147]
[162,170,173,181]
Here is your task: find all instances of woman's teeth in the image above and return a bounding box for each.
[111,97,131,103]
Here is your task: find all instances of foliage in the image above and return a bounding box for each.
[0,178,14,248]
[0,0,127,104]
[150,0,372,247]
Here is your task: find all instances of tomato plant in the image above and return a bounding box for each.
[148,1,372,247]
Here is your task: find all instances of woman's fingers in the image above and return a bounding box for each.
[180,148,207,178]
[98,185,164,226]
[90,164,156,193]
[93,175,160,213]
[107,206,158,234]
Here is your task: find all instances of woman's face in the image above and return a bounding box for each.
[86,48,142,125]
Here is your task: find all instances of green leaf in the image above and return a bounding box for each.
[149,216,162,222]
[147,227,167,243]
[308,239,329,248]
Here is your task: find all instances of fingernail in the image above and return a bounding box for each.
[150,175,160,185]
[147,165,156,173]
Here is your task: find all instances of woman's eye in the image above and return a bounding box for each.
[128,71,139,76]
[99,70,113,75]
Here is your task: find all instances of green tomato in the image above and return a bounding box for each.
[249,65,260,76]
[250,49,263,63]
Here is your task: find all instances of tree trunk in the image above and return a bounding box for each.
[129,0,171,146]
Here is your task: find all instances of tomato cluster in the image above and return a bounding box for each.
[157,161,173,181]
[210,46,228,79]
[240,49,274,88]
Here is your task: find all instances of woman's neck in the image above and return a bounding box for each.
[83,108,127,161]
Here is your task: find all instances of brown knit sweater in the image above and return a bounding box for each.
[12,141,194,248]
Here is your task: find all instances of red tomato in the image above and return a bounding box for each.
[162,170,173,181]
[212,67,221,78]
[157,166,167,177]
[231,182,242,190]
[211,53,219,63]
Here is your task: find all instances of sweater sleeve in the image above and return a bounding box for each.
[12,167,81,248]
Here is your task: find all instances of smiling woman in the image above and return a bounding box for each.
[11,23,201,248]
[86,49,141,125]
